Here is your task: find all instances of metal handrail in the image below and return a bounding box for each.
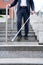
[6,7,8,43]
[6,7,14,42]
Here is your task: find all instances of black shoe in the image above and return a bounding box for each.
[17,37,22,41]
[24,36,28,40]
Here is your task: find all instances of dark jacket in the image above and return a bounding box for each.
[10,0,34,12]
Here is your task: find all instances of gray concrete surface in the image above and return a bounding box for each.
[0,58,43,64]
[0,51,43,58]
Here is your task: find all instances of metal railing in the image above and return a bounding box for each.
[6,7,14,43]
[6,7,8,43]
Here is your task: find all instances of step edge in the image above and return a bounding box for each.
[0,58,43,64]
[0,42,40,47]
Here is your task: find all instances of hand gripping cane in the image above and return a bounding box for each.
[11,16,30,42]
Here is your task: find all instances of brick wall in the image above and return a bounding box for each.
[0,0,14,18]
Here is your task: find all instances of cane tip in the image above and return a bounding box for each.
[11,39,14,42]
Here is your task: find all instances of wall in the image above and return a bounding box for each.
[0,0,14,18]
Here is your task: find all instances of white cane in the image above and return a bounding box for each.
[11,16,30,41]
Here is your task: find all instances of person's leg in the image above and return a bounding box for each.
[17,9,22,39]
[23,8,30,39]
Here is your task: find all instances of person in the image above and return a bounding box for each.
[7,0,35,41]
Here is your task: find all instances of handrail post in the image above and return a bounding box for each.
[11,7,14,30]
[6,7,8,43]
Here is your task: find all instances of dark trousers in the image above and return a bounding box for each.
[17,7,30,37]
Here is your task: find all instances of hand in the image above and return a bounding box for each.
[31,11,35,15]
[6,4,11,8]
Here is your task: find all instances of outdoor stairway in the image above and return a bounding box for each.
[0,21,38,42]
[0,21,43,64]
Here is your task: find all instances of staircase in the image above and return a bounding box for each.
[0,19,38,42]
[0,19,43,65]
[0,46,43,64]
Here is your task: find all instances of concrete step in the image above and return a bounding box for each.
[0,30,37,42]
[0,50,43,58]
[0,22,37,42]
[0,58,43,64]
[1,45,43,58]
[0,42,38,45]
[0,36,37,42]
[0,22,33,31]
[0,42,43,58]
[0,33,35,37]
[1,47,43,58]
[0,45,43,51]
[0,31,36,37]
[0,31,35,34]
[0,28,33,31]
[0,31,35,35]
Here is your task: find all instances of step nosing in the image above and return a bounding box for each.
[0,58,43,64]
